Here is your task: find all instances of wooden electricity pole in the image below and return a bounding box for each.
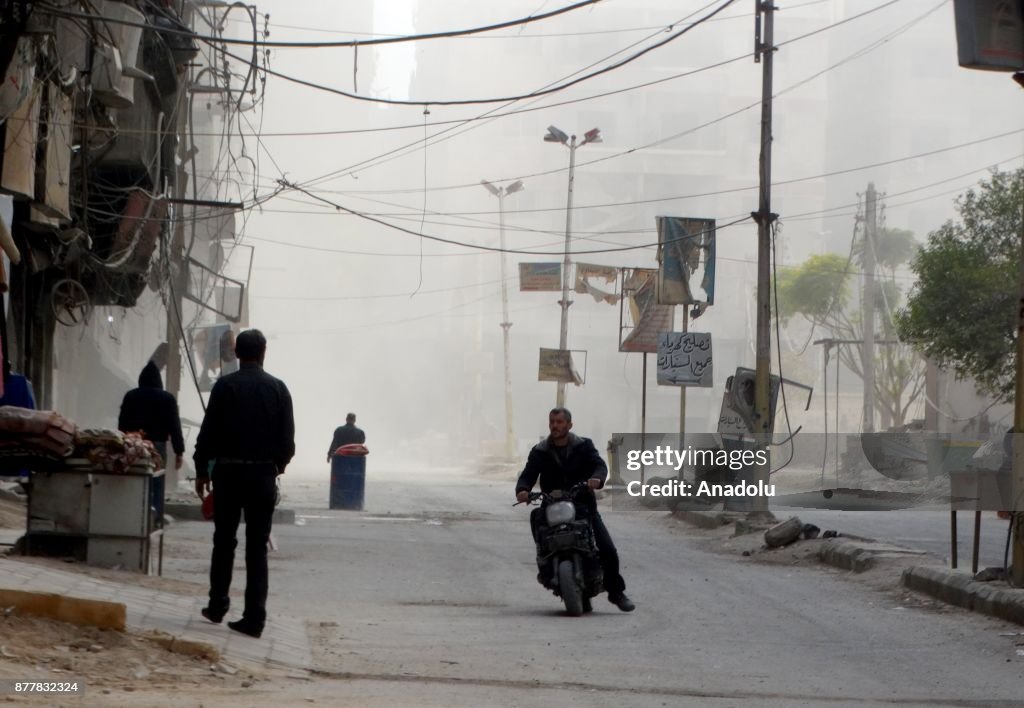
[752,1,777,513]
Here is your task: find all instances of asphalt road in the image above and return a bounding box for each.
[161,467,1024,707]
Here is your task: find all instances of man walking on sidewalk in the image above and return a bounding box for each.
[194,329,295,638]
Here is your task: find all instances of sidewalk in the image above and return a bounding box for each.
[671,508,1024,627]
[0,556,313,673]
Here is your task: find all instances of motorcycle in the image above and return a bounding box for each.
[516,482,603,617]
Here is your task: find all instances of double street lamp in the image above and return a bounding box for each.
[480,178,524,460]
[544,125,602,408]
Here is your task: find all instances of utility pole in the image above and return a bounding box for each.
[498,190,515,460]
[862,182,878,433]
[679,307,689,454]
[163,71,192,493]
[751,1,777,513]
[165,90,188,405]
[544,125,601,408]
[557,136,577,409]
[164,1,196,490]
[480,179,523,460]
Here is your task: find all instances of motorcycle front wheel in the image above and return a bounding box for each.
[558,559,583,617]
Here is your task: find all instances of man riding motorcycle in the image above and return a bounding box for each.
[515,407,635,612]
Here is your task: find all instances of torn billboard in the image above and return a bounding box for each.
[574,263,619,304]
[655,216,716,308]
[538,348,583,385]
[619,268,675,353]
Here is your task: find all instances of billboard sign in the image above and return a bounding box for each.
[519,262,562,291]
[656,216,716,307]
[574,262,619,304]
[538,348,583,384]
[619,268,675,353]
[954,0,1024,71]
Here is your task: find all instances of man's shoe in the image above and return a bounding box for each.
[227,619,263,638]
[201,607,226,624]
[608,593,635,612]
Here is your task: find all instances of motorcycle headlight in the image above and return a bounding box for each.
[545,501,576,526]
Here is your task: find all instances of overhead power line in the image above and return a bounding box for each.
[290,0,920,191]
[207,0,740,107]
[251,0,833,39]
[277,179,751,256]
[36,0,606,48]
[248,127,1024,221]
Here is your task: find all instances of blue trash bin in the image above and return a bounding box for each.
[330,454,366,510]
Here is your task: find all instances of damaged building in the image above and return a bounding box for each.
[0,0,255,478]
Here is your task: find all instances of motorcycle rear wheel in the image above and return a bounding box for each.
[558,559,583,617]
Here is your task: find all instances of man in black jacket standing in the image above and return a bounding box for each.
[194,329,295,638]
[515,408,635,612]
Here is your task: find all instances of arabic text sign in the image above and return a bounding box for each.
[657,332,713,387]
[519,262,562,292]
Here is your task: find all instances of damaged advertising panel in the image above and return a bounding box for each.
[655,216,716,309]
[574,263,619,304]
[538,348,583,385]
[619,268,675,353]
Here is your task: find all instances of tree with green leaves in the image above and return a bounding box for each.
[777,223,925,428]
[897,169,1020,402]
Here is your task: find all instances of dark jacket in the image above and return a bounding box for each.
[193,361,295,478]
[328,423,365,457]
[515,433,608,511]
[118,361,185,456]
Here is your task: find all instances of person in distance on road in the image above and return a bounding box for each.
[327,412,365,463]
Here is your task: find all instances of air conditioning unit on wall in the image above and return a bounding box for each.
[91,0,148,108]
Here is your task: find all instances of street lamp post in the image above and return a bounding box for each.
[544,125,601,408]
[481,179,524,461]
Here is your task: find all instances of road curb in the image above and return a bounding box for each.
[165,503,295,525]
[0,588,126,631]
[817,539,929,573]
[902,566,1024,626]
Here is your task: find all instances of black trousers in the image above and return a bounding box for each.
[208,464,277,626]
[530,506,626,596]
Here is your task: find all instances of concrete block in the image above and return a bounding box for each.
[0,587,126,631]
[902,566,1024,627]
[817,541,874,572]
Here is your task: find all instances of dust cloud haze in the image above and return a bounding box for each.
[201,0,1024,477]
